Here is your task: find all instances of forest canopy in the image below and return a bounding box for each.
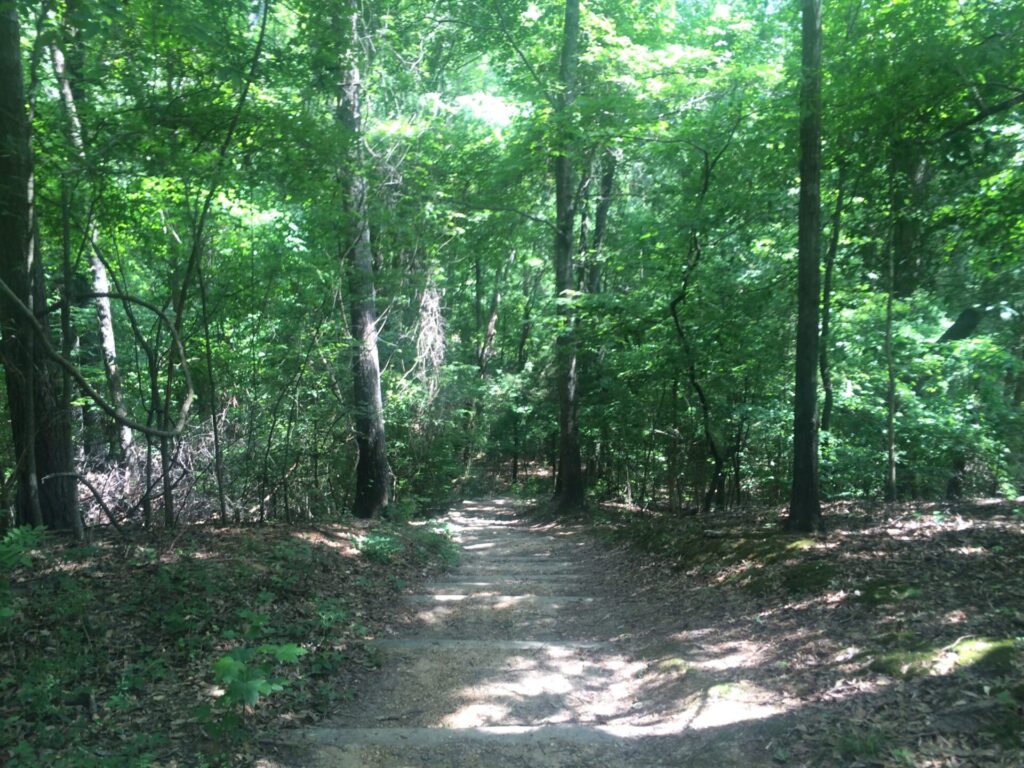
[0,0,1022,532]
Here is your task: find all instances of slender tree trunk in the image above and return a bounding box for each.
[890,139,929,297]
[786,0,823,533]
[51,42,132,460]
[552,0,585,512]
[884,243,898,502]
[730,417,748,508]
[820,162,846,434]
[687,364,724,513]
[666,378,682,515]
[337,5,392,518]
[587,150,616,294]
[198,261,228,523]
[60,183,81,527]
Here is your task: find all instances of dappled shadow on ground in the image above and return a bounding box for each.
[358,497,1024,765]
[578,498,1024,764]
[252,497,1024,767]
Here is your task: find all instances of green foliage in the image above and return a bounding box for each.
[0,526,43,571]
[4,0,1024,755]
[2,521,456,764]
[212,642,306,709]
[355,522,459,568]
[836,728,890,761]
[354,530,404,564]
[0,527,44,623]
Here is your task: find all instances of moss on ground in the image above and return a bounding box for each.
[953,638,1018,675]
[863,635,1020,679]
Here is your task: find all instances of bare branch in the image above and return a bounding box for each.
[0,277,194,439]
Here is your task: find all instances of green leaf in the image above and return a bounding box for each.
[227,678,267,707]
[213,655,246,684]
[259,643,308,663]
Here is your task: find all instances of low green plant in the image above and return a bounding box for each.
[212,643,308,710]
[354,530,404,563]
[836,727,889,760]
[314,598,350,628]
[0,526,44,623]
[408,523,459,567]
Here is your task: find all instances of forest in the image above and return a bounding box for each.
[1,0,1023,765]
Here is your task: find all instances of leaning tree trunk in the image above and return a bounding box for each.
[337,5,392,519]
[786,0,823,533]
[0,6,77,531]
[552,0,585,513]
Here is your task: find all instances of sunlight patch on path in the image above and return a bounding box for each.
[260,497,796,767]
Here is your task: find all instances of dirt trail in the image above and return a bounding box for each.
[258,498,789,767]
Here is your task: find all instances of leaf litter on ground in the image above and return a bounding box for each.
[1,518,457,767]
[583,497,1024,766]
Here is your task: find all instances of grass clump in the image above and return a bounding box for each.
[835,727,890,761]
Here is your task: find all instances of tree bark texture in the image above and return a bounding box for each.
[786,0,823,532]
[0,7,77,530]
[553,0,585,512]
[337,6,392,519]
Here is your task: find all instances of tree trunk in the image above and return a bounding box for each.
[586,150,616,294]
[687,364,724,514]
[820,162,846,434]
[884,242,897,502]
[786,0,823,533]
[60,183,81,526]
[50,42,132,460]
[0,8,79,531]
[666,378,682,515]
[552,0,585,512]
[337,4,392,519]
[198,260,228,523]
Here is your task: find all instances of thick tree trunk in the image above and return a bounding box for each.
[552,0,585,512]
[337,6,392,519]
[786,0,823,533]
[0,7,77,531]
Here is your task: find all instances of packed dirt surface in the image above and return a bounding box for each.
[256,498,793,767]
